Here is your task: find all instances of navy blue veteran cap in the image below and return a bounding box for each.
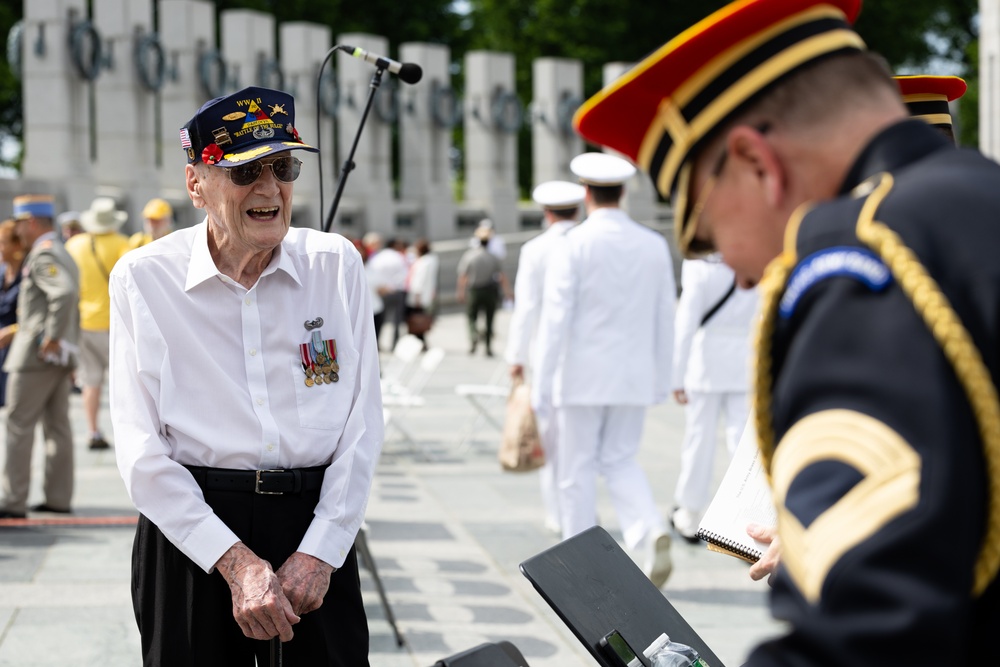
[180,86,317,166]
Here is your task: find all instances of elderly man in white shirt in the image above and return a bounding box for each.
[110,86,382,666]
[506,180,585,534]
[532,153,675,588]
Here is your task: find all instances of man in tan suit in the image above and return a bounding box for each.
[0,195,80,518]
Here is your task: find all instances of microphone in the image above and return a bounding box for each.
[338,45,423,85]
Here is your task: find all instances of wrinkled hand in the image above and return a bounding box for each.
[673,389,688,405]
[275,551,335,616]
[747,523,781,586]
[215,542,299,641]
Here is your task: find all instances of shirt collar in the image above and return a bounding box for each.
[31,231,57,249]
[838,119,951,196]
[184,220,303,292]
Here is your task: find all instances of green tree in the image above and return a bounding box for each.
[0,1,23,171]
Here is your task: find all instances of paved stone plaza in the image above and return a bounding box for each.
[0,308,784,666]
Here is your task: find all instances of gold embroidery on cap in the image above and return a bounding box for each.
[222,145,274,163]
[656,29,865,198]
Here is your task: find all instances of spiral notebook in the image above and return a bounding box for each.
[696,418,777,563]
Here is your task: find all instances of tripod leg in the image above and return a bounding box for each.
[356,528,406,647]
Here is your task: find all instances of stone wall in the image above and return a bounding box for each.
[7,0,665,239]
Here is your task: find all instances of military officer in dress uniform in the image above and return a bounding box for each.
[506,180,586,534]
[669,256,758,541]
[895,74,966,143]
[0,195,80,518]
[532,152,674,588]
[573,0,1000,662]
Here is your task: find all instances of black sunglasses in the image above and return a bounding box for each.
[223,156,302,187]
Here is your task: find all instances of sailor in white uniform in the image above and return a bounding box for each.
[532,153,675,587]
[506,180,586,533]
[669,257,759,540]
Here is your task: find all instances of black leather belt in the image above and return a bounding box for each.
[184,465,327,495]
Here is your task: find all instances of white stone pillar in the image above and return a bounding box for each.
[981,0,1000,159]
[279,22,332,230]
[399,42,454,241]
[463,50,520,234]
[157,0,217,230]
[220,9,276,94]
[92,0,155,226]
[21,0,93,211]
[334,33,395,235]
[603,62,657,224]
[531,57,583,186]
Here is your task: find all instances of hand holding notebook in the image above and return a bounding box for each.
[696,417,777,563]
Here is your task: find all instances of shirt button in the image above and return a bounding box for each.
[256,397,264,406]
[249,348,257,356]
[266,443,274,452]
[245,297,252,306]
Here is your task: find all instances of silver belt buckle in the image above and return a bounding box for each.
[255,469,285,495]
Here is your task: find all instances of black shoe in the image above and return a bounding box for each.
[485,348,494,357]
[469,339,478,355]
[0,509,27,519]
[88,436,111,450]
[29,503,71,514]
[669,506,702,544]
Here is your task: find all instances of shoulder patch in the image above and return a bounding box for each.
[38,240,53,250]
[779,246,891,319]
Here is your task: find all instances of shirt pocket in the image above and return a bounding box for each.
[290,342,356,431]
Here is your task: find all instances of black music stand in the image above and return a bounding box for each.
[519,526,725,667]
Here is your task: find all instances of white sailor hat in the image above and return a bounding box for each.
[569,152,637,186]
[532,180,586,210]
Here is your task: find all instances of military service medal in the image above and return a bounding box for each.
[300,317,339,386]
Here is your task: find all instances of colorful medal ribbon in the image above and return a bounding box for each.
[300,317,338,386]
[299,342,317,387]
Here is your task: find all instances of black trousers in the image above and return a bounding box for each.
[131,479,369,666]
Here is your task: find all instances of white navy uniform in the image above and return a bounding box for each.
[672,258,758,522]
[506,206,579,530]
[507,180,584,531]
[532,204,675,549]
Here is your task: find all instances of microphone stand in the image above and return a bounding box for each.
[322,66,386,233]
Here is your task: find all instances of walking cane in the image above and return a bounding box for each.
[270,637,283,667]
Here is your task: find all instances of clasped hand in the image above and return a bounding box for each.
[216,543,334,641]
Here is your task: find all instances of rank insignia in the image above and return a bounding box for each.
[222,111,247,121]
[300,317,339,386]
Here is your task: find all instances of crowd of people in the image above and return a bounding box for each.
[0,193,174,518]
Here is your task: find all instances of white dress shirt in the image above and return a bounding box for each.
[109,222,383,573]
[367,248,409,292]
[504,221,575,367]
[531,207,675,410]
[672,258,759,392]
